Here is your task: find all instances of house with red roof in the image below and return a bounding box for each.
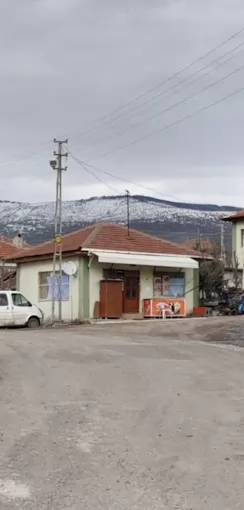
[9,224,200,322]
[0,234,31,289]
[222,210,244,287]
[222,210,244,262]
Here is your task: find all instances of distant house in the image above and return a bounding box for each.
[222,210,244,266]
[182,235,243,291]
[0,235,31,289]
[222,211,244,288]
[9,223,200,322]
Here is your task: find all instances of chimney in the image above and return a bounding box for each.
[12,233,24,249]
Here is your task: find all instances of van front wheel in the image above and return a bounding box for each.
[27,317,40,329]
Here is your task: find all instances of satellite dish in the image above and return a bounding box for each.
[62,261,77,276]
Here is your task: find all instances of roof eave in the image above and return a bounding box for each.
[222,215,244,222]
[82,247,194,257]
[8,250,87,264]
[194,255,214,260]
[222,217,236,222]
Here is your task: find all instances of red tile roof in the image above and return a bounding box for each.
[8,223,200,262]
[222,210,244,222]
[7,225,95,260]
[86,224,197,255]
[0,237,31,259]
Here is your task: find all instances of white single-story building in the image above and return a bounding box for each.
[10,223,200,322]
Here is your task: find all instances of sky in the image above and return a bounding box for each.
[1,0,244,206]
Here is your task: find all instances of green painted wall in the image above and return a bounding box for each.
[193,268,199,307]
[78,257,90,320]
[232,221,244,268]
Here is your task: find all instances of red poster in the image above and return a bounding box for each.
[144,298,186,317]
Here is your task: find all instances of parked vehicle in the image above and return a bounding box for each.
[0,291,43,328]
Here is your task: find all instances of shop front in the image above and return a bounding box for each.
[87,250,199,319]
[144,272,187,318]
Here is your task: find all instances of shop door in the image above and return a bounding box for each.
[123,272,140,314]
[99,280,123,318]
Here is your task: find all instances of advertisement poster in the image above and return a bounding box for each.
[144,298,186,318]
[153,277,162,297]
[162,275,170,296]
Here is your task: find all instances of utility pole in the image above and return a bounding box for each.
[220,223,225,262]
[196,228,201,251]
[125,190,130,237]
[50,139,68,323]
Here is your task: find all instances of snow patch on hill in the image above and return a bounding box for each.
[0,195,237,243]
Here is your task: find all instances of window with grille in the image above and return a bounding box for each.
[103,269,125,280]
[38,271,69,301]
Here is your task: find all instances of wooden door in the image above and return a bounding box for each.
[99,280,123,318]
[123,272,140,314]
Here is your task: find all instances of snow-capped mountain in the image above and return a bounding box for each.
[0,195,237,246]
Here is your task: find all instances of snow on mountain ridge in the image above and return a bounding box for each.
[0,195,237,244]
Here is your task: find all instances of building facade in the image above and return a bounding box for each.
[223,211,244,287]
[11,224,200,322]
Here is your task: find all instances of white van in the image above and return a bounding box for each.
[0,291,43,328]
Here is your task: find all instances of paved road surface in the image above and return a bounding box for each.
[0,319,244,508]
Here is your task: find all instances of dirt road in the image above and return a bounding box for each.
[0,318,244,508]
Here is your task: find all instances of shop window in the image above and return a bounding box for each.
[153,273,185,298]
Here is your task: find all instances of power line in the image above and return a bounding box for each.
[73,156,122,195]
[68,25,244,143]
[68,150,239,211]
[1,28,244,169]
[84,84,244,162]
[76,56,244,155]
[74,38,244,152]
[66,156,236,235]
[2,28,244,171]
[69,151,189,203]
[0,140,53,168]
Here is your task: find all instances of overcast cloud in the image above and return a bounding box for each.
[1,0,244,205]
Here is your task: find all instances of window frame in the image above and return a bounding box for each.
[153,272,185,298]
[38,271,70,302]
[241,229,244,247]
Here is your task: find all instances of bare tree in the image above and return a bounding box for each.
[191,238,224,301]
[230,251,242,290]
[199,258,224,301]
